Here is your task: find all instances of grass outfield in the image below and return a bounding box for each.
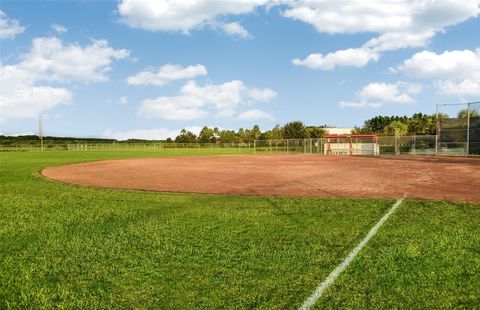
[0,150,479,308]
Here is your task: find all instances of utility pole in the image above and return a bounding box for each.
[39,114,44,151]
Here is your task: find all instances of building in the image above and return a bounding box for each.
[324,127,354,135]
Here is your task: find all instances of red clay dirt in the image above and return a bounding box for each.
[42,154,480,203]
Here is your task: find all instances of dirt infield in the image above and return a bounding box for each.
[42,154,480,203]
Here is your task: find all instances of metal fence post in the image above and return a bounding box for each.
[435,104,439,156]
[413,135,416,156]
[466,102,470,156]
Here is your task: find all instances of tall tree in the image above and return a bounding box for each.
[458,109,479,118]
[175,129,197,143]
[250,125,261,141]
[306,126,327,138]
[282,121,307,139]
[260,124,283,140]
[219,130,238,143]
[384,120,408,136]
[197,126,215,143]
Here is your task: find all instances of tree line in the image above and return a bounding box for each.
[174,109,478,143]
[172,122,329,143]
[1,109,477,145]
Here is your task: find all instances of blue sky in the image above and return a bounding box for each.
[1,0,479,140]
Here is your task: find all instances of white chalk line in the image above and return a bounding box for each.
[299,197,405,310]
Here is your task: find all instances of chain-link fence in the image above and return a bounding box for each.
[2,132,477,157]
[254,139,323,154]
[437,101,480,156]
[0,142,255,153]
[254,136,438,156]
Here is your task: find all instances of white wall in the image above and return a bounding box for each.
[325,128,354,135]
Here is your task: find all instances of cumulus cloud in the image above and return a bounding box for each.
[19,37,129,82]
[396,49,480,96]
[436,80,480,97]
[0,36,128,122]
[138,80,276,120]
[0,10,25,39]
[0,67,72,122]
[340,82,421,108]
[127,64,207,86]
[292,48,379,70]
[220,22,250,38]
[51,23,67,33]
[138,96,209,121]
[237,109,274,121]
[117,0,267,37]
[248,88,277,102]
[289,0,480,69]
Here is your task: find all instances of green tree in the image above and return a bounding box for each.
[458,109,479,118]
[384,120,408,136]
[282,121,307,139]
[197,126,215,143]
[250,125,261,141]
[219,130,238,143]
[260,124,283,140]
[237,128,247,142]
[306,126,327,138]
[175,129,197,143]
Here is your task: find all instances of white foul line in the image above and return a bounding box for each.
[299,197,405,310]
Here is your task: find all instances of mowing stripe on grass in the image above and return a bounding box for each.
[299,197,405,310]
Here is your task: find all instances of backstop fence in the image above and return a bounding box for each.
[436,101,480,156]
[253,136,438,156]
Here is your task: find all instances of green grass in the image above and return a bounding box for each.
[0,150,478,309]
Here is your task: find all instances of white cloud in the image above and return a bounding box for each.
[20,37,129,82]
[359,82,416,104]
[397,49,480,80]
[102,126,203,140]
[127,64,207,86]
[339,101,382,109]
[117,0,268,37]
[138,96,209,121]
[293,48,379,70]
[288,0,480,69]
[138,80,276,120]
[118,96,128,104]
[237,109,274,121]
[436,79,480,97]
[221,22,250,38]
[0,72,72,122]
[340,81,421,108]
[51,23,67,33]
[0,10,25,39]
[248,88,277,102]
[397,49,480,96]
[0,37,128,122]
[0,62,72,123]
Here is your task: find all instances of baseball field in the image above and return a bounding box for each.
[1,150,479,308]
